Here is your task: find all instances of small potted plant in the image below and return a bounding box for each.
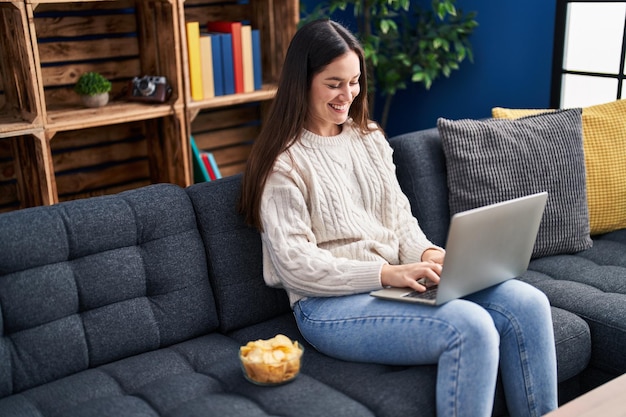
[74,72,112,108]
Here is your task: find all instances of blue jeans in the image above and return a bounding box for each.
[293,279,557,417]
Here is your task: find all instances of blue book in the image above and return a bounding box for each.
[190,136,210,183]
[211,32,235,95]
[251,29,262,90]
[209,34,224,96]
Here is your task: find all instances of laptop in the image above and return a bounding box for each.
[370,192,548,305]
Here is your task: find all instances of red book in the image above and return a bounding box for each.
[207,21,243,94]
[201,152,217,180]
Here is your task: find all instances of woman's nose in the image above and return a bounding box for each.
[339,85,352,101]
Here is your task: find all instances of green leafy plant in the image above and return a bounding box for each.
[301,0,478,128]
[74,72,112,96]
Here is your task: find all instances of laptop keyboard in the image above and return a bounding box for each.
[403,285,439,300]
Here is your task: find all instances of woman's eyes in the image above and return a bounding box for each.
[328,81,359,89]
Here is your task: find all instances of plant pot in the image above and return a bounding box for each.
[81,92,109,108]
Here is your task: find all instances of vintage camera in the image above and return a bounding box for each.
[127,75,171,103]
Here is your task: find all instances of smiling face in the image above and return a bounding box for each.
[305,51,361,137]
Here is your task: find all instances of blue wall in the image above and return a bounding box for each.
[300,1,557,137]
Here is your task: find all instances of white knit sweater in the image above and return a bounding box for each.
[260,120,438,306]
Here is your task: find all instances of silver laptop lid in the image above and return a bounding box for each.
[435,191,548,304]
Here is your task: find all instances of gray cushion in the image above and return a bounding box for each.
[437,109,592,258]
[186,176,291,333]
[0,184,218,397]
[389,127,450,247]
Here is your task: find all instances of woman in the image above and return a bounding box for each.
[239,19,557,417]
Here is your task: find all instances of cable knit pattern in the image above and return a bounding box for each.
[260,120,440,306]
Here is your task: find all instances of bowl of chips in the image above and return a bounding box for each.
[239,334,304,385]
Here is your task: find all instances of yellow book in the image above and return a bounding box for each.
[240,25,254,93]
[186,21,203,101]
[199,35,215,99]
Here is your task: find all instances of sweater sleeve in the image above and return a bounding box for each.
[260,160,385,298]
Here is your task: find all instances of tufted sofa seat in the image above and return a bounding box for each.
[522,230,626,384]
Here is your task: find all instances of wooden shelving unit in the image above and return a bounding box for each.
[0,0,48,211]
[0,0,298,212]
[179,0,298,178]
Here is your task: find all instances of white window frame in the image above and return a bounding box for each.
[551,0,626,108]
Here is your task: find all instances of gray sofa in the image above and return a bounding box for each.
[0,126,622,416]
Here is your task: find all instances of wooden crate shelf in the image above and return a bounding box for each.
[0,1,43,138]
[0,0,298,212]
[180,0,297,182]
[28,0,183,126]
[50,114,187,200]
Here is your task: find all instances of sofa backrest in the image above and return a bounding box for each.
[186,175,291,334]
[389,127,450,247]
[0,183,218,397]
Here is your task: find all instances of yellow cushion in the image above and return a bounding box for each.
[492,108,555,118]
[492,100,626,235]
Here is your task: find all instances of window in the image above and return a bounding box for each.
[551,0,626,108]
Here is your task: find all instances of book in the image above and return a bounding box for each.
[201,152,217,181]
[206,151,222,179]
[240,25,254,93]
[199,34,215,99]
[207,21,243,94]
[209,34,224,96]
[185,22,203,101]
[251,29,262,90]
[190,136,210,183]
[218,33,235,95]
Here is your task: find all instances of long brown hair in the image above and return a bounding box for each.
[239,19,373,230]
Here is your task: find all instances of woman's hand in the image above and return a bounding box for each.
[380,261,443,292]
[422,248,445,265]
[379,249,445,292]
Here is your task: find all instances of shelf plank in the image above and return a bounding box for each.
[0,120,43,138]
[55,158,149,196]
[191,105,259,132]
[28,0,137,5]
[58,179,151,203]
[38,38,139,64]
[44,102,176,134]
[41,60,141,88]
[186,84,276,113]
[184,2,247,22]
[34,13,136,38]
